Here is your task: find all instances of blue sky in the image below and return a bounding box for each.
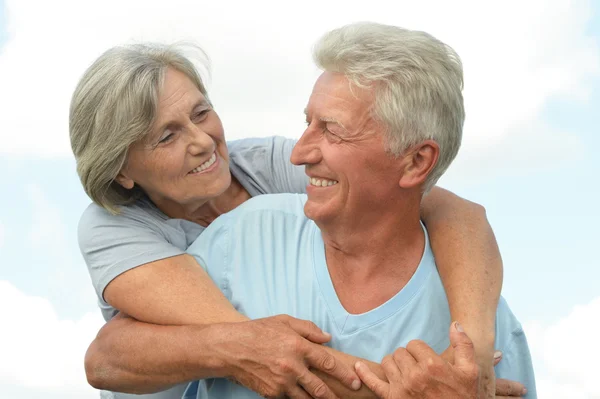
[0,0,598,398]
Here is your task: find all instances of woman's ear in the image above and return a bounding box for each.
[115,171,135,190]
[398,140,440,189]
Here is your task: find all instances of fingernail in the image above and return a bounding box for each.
[351,379,362,390]
[522,387,528,395]
[454,321,464,332]
[494,350,503,359]
[323,332,331,339]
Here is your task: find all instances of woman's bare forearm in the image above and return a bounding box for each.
[84,314,225,394]
[420,187,502,353]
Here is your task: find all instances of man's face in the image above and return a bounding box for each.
[290,72,402,226]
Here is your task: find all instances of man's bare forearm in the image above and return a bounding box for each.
[84,315,225,394]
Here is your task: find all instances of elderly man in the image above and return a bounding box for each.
[179,22,536,398]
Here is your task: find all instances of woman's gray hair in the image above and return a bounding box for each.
[69,43,210,214]
[313,22,464,193]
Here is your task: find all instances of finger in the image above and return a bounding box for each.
[286,384,314,399]
[304,344,361,391]
[449,322,476,370]
[382,354,402,382]
[493,350,503,367]
[405,339,439,363]
[495,378,527,397]
[295,369,338,399]
[285,316,331,344]
[355,361,389,398]
[392,347,416,377]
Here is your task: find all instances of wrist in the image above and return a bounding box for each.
[186,323,235,379]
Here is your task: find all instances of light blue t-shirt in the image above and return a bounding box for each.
[184,193,537,399]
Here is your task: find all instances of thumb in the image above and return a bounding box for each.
[450,322,476,370]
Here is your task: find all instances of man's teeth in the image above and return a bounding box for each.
[190,153,216,173]
[310,177,338,187]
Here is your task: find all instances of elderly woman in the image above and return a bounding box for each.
[71,43,509,399]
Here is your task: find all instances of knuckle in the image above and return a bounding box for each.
[319,353,336,372]
[382,354,394,367]
[275,358,295,374]
[423,358,444,377]
[312,381,329,398]
[406,339,426,352]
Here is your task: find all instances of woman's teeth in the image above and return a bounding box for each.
[190,153,217,174]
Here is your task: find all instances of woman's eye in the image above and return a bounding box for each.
[159,132,174,144]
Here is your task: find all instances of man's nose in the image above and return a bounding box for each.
[291,128,321,166]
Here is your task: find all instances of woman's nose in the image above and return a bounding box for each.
[187,124,214,155]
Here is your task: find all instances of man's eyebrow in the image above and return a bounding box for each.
[319,116,347,131]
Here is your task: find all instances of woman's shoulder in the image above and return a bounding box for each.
[227,135,296,157]
[77,199,172,248]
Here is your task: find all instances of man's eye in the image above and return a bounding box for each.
[193,109,209,122]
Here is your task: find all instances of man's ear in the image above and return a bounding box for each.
[398,140,440,189]
[115,171,135,190]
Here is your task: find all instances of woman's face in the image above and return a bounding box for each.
[116,68,231,211]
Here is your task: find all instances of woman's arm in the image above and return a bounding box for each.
[420,186,503,397]
[97,255,361,398]
[85,313,361,397]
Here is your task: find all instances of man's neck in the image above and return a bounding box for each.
[153,177,251,226]
[320,197,425,314]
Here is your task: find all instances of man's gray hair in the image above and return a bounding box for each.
[313,22,464,192]
[69,43,210,214]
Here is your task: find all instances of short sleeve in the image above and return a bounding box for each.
[495,328,537,398]
[78,203,185,302]
[186,213,232,300]
[228,136,308,196]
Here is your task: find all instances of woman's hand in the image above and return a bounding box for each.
[215,315,362,399]
[354,322,479,399]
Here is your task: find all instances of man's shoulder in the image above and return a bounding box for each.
[494,296,526,348]
[197,194,308,245]
[235,193,307,215]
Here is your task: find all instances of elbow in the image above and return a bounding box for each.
[467,200,488,220]
[84,341,112,391]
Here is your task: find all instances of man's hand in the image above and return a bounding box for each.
[354,322,479,398]
[440,335,527,398]
[214,314,361,399]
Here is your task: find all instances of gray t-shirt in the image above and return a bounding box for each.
[78,136,307,399]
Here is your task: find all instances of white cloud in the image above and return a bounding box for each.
[525,296,600,398]
[0,280,104,397]
[0,0,598,173]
